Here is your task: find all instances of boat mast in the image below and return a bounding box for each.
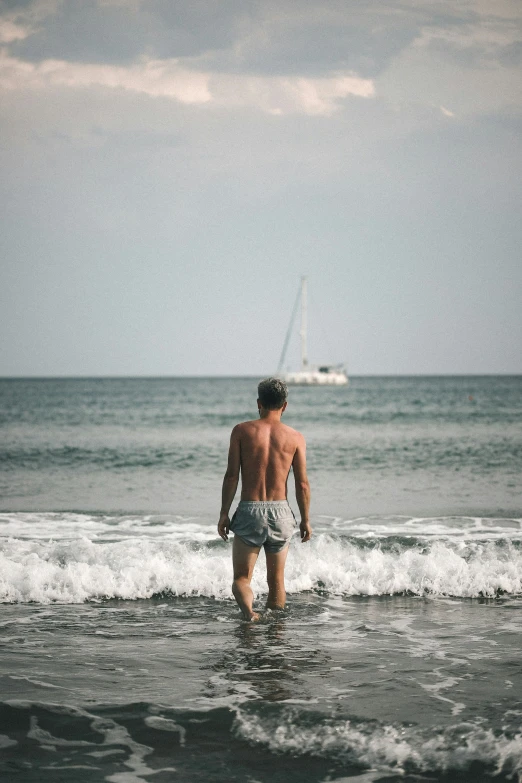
[277,282,301,374]
[300,275,308,369]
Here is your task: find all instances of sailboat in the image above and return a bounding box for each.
[277,277,349,386]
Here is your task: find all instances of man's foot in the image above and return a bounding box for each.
[243,611,260,622]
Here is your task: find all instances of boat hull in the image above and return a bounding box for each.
[283,370,348,386]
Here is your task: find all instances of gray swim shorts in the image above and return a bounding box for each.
[230,500,297,553]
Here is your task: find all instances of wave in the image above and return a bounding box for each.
[1,533,521,604]
[1,701,521,779]
[2,438,521,472]
[2,512,520,543]
[0,444,223,471]
[234,705,522,778]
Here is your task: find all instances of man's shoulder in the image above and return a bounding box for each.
[234,419,259,428]
[279,421,305,442]
[230,420,263,445]
[231,420,257,434]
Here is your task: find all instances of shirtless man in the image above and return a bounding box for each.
[217,377,311,621]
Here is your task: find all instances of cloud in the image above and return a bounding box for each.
[224,3,421,79]
[7,0,241,65]
[408,3,522,69]
[0,50,374,114]
[376,3,522,117]
[0,19,31,43]
[4,0,521,94]
[0,50,212,103]
[210,71,374,115]
[1,0,520,119]
[2,0,435,77]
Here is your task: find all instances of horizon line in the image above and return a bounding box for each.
[0,373,521,380]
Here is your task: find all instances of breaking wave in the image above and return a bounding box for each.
[1,532,521,604]
[1,701,521,780]
[234,706,522,778]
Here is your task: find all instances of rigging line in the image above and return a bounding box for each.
[277,282,302,374]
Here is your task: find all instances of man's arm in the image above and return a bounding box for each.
[292,433,311,542]
[217,425,241,541]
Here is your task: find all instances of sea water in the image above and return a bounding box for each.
[0,376,521,782]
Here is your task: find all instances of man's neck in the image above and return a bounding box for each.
[259,408,283,422]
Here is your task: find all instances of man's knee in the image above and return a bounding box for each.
[233,571,251,583]
[232,575,251,591]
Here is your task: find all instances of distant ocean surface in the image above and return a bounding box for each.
[1,376,521,782]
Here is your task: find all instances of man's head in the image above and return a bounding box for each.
[257,377,288,412]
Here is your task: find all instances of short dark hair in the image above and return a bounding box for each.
[258,377,288,410]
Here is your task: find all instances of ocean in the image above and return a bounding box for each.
[0,375,521,782]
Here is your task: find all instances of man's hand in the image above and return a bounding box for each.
[300,520,312,543]
[218,513,230,542]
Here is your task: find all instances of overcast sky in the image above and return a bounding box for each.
[1,0,521,376]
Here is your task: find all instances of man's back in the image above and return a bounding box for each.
[235,419,303,501]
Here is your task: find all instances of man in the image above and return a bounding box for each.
[217,377,311,621]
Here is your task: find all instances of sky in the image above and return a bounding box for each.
[0,0,521,376]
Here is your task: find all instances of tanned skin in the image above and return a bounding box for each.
[218,399,311,621]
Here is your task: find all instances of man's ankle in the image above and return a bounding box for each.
[265,602,285,611]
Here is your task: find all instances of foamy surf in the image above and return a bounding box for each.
[2,701,521,780]
[1,512,521,542]
[1,532,521,603]
[234,707,522,779]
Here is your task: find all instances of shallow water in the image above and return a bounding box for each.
[1,377,521,781]
[2,594,522,781]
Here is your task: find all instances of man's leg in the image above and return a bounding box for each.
[232,535,261,620]
[265,546,289,611]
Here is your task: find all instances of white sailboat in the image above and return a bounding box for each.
[277,277,348,386]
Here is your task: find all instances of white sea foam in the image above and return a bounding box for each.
[287,535,522,597]
[233,709,522,778]
[325,514,522,540]
[0,512,214,543]
[1,512,520,543]
[0,532,521,603]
